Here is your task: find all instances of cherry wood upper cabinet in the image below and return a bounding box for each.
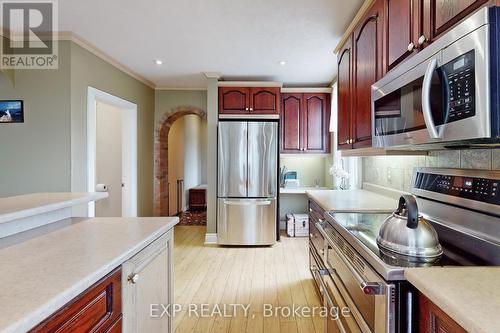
[304,94,330,152]
[386,0,425,70]
[281,94,302,153]
[280,93,331,154]
[419,293,467,333]
[219,87,280,115]
[218,87,249,114]
[249,87,280,114]
[337,36,352,150]
[426,0,489,41]
[352,0,384,149]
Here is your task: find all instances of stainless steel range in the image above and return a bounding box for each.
[311,168,500,332]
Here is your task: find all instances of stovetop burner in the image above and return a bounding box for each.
[330,212,487,268]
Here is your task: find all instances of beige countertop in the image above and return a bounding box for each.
[306,189,397,212]
[405,267,500,333]
[280,187,330,194]
[0,192,108,224]
[0,216,178,333]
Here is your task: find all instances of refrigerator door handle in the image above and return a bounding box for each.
[223,199,272,206]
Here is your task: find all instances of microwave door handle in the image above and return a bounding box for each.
[422,58,442,139]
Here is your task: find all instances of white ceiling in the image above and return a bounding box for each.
[59,0,363,88]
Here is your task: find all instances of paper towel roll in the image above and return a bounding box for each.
[96,184,108,192]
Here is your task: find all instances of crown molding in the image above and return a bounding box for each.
[333,0,375,54]
[57,32,156,88]
[155,87,207,91]
[218,81,282,87]
[281,87,332,93]
[203,72,222,79]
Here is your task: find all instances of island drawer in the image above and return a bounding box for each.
[30,267,122,333]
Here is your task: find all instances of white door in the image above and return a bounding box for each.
[95,102,123,217]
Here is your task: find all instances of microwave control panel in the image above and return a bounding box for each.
[443,50,475,123]
[414,172,499,205]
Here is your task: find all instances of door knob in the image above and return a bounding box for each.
[407,42,415,52]
[245,107,249,111]
[249,107,253,111]
[128,273,139,284]
[418,35,427,46]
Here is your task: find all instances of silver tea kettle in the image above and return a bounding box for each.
[377,195,443,261]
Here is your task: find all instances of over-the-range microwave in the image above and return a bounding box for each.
[371,6,500,149]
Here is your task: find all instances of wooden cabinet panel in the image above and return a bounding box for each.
[428,0,489,39]
[30,268,122,333]
[419,294,467,333]
[352,0,384,148]
[337,37,352,150]
[304,93,330,152]
[218,87,249,114]
[386,0,419,70]
[281,94,302,153]
[250,87,280,114]
[104,317,122,333]
[219,87,280,115]
[280,93,330,154]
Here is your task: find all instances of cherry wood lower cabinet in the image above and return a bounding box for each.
[419,294,467,333]
[30,268,122,333]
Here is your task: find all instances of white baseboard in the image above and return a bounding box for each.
[204,233,218,245]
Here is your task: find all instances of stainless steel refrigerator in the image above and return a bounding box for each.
[217,121,278,245]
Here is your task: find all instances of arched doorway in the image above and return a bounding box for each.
[154,106,206,216]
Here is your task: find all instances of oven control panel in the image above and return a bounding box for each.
[443,50,475,123]
[414,172,500,205]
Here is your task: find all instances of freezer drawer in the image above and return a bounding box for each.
[217,198,277,245]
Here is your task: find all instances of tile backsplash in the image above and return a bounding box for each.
[362,149,500,192]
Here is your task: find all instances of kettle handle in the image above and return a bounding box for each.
[398,195,419,229]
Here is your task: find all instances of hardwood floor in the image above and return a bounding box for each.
[173,226,324,333]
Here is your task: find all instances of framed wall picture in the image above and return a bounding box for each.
[0,100,24,123]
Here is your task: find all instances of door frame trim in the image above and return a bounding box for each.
[86,86,138,217]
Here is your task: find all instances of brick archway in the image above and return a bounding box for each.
[154,106,206,216]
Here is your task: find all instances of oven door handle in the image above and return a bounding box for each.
[422,58,442,139]
[316,222,386,296]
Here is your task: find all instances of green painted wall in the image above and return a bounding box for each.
[70,42,156,216]
[154,90,207,125]
[0,40,156,216]
[0,41,72,197]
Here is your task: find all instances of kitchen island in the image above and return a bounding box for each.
[0,193,178,333]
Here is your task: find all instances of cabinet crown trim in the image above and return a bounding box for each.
[218,81,282,87]
[281,88,332,93]
[334,0,376,54]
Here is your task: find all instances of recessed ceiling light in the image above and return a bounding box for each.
[154,59,163,65]
[279,60,287,66]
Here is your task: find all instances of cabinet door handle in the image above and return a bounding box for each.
[407,42,415,52]
[128,273,140,284]
[249,107,253,111]
[418,35,427,46]
[245,107,249,111]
